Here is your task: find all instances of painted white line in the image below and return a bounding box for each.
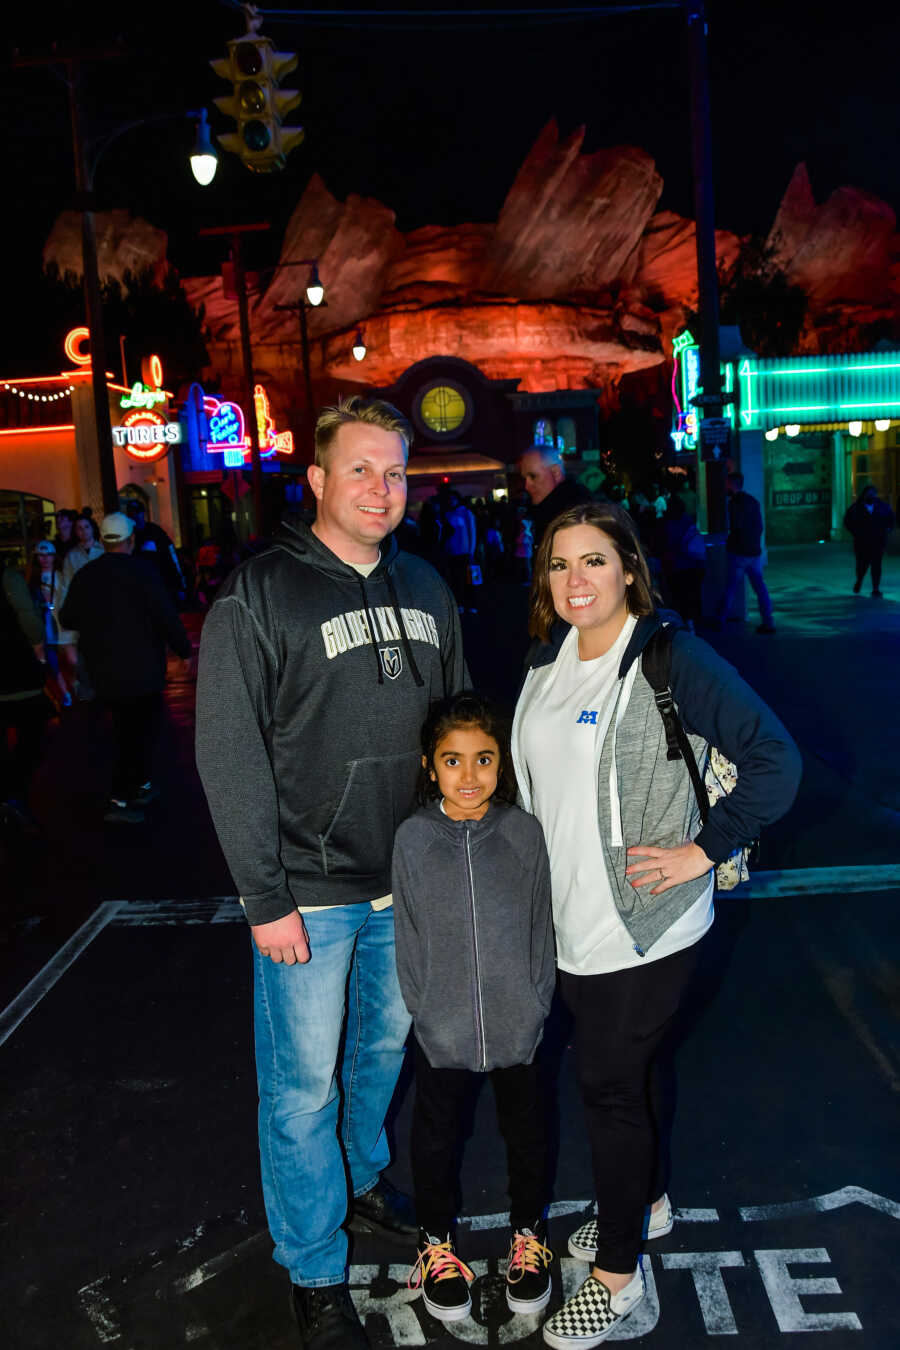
[740,1185,900,1222]
[462,1200,719,1231]
[744,864,900,897]
[0,901,122,1048]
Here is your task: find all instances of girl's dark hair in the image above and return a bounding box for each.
[528,501,656,643]
[417,691,516,805]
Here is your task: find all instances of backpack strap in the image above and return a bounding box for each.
[641,625,709,825]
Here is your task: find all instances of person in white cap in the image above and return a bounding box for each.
[59,511,192,823]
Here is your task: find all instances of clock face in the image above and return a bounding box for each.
[418,384,468,435]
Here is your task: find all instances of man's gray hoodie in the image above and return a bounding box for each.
[196,518,466,925]
[392,800,556,1073]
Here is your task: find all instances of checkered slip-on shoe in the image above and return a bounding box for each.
[542,1266,645,1348]
[567,1194,673,1262]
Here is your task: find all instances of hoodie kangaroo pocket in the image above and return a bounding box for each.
[318,751,421,876]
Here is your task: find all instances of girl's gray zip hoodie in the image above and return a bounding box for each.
[392,799,556,1072]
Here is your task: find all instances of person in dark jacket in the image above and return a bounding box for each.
[393,692,555,1326]
[125,501,186,602]
[844,485,894,597]
[513,502,801,1348]
[195,396,467,1350]
[59,511,191,824]
[717,472,775,634]
[519,446,592,548]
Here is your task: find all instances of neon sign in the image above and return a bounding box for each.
[205,385,294,468]
[120,382,167,410]
[64,328,91,366]
[113,410,182,462]
[670,330,700,452]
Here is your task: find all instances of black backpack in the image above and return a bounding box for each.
[641,624,753,890]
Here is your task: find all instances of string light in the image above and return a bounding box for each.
[3,381,75,402]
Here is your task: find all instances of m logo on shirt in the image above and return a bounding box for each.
[576,710,599,724]
[380,646,402,680]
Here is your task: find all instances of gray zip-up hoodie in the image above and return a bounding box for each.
[513,612,802,955]
[392,800,556,1072]
[196,518,467,925]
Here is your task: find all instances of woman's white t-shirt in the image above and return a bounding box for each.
[516,616,713,975]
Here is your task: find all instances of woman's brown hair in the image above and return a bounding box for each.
[528,501,656,642]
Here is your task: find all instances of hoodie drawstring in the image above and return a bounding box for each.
[386,570,425,687]
[356,574,385,685]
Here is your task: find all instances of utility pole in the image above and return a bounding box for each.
[685,0,727,534]
[273,297,315,417]
[14,48,123,515]
[199,223,270,537]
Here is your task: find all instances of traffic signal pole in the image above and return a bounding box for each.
[199,223,269,538]
[685,0,727,534]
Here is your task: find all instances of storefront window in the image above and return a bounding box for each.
[533,418,554,446]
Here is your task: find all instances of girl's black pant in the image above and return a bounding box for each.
[558,939,702,1274]
[411,1041,547,1236]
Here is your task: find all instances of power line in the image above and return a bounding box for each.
[220,1,680,29]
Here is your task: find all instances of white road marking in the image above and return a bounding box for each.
[740,1185,900,1222]
[0,901,122,1048]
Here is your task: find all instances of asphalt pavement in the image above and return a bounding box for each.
[2,540,898,1349]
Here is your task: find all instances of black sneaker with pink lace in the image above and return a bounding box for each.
[409,1230,475,1323]
[506,1220,553,1314]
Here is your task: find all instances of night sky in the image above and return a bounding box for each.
[4,0,900,348]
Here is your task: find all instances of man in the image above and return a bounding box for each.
[125,500,185,603]
[195,397,466,1349]
[717,471,776,634]
[518,444,591,548]
[59,512,191,823]
[844,485,894,597]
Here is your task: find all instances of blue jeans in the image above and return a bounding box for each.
[253,902,411,1287]
[719,552,773,625]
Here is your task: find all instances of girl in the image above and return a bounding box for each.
[392,691,556,1325]
[512,503,801,1348]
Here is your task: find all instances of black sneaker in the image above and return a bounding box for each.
[409,1230,474,1323]
[349,1174,417,1242]
[291,1282,370,1348]
[506,1221,553,1314]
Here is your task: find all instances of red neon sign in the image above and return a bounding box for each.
[64,327,91,366]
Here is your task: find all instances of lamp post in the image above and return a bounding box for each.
[273,260,326,421]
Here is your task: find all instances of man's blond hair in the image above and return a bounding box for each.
[314,395,413,468]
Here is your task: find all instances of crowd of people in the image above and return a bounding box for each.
[193,397,802,1350]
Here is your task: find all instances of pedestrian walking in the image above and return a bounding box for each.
[660,497,706,632]
[195,396,466,1350]
[59,512,191,824]
[717,472,776,634]
[511,502,801,1348]
[440,490,478,612]
[125,501,186,603]
[844,485,894,597]
[393,692,555,1326]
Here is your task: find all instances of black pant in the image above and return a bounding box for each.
[0,694,49,802]
[559,941,702,1273]
[104,692,162,801]
[411,1041,547,1235]
[854,544,884,591]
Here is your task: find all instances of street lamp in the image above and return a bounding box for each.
[190,109,218,186]
[273,259,327,418]
[305,262,324,307]
[352,327,367,362]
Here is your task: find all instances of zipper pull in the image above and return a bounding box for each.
[632,942,645,958]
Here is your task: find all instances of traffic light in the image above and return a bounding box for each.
[211,34,304,172]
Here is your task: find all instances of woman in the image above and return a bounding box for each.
[29,539,72,707]
[53,509,78,561]
[56,514,104,691]
[511,502,801,1348]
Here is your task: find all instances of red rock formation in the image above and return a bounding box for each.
[43,209,168,285]
[481,120,663,298]
[636,211,741,348]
